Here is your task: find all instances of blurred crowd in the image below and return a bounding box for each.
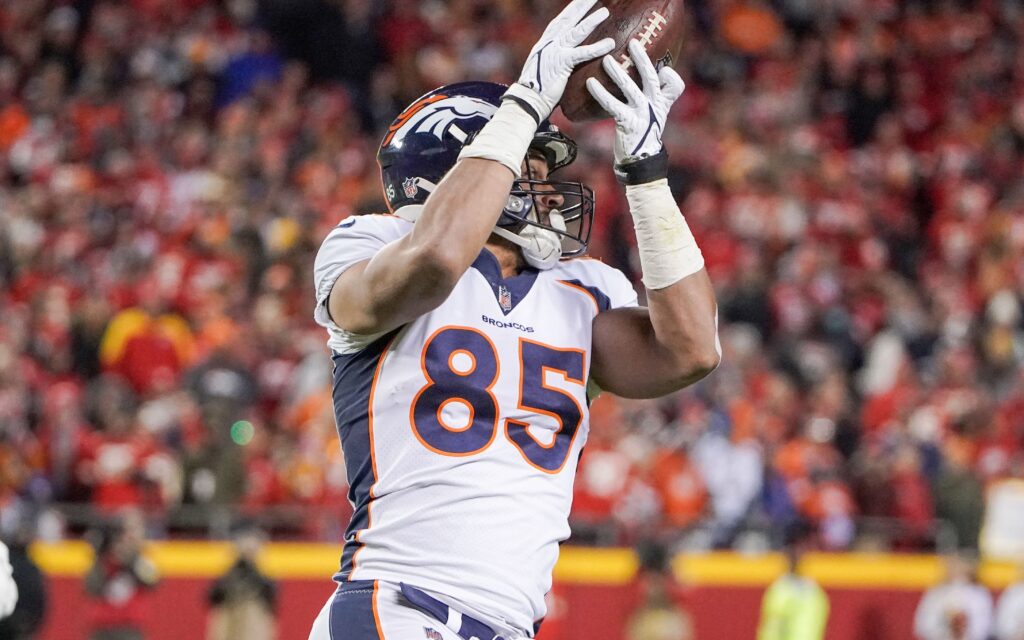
[0,0,1022,553]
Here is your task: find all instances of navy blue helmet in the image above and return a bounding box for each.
[377,81,594,257]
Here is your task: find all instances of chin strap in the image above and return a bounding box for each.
[491,211,565,270]
[394,204,424,223]
[393,178,438,222]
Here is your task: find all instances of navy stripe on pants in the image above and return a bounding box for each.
[328,580,381,640]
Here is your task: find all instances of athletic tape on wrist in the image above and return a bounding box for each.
[457,98,537,177]
[626,179,705,290]
[502,93,542,125]
[614,149,669,185]
[503,83,550,124]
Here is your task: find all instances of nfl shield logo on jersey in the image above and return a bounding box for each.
[423,628,443,640]
[498,285,512,312]
[403,177,419,198]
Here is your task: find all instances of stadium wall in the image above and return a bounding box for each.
[31,543,1019,639]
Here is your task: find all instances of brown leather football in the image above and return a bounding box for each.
[560,0,685,122]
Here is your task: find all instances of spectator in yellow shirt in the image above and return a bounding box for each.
[757,547,830,640]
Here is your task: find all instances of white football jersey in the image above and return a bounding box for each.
[313,212,637,634]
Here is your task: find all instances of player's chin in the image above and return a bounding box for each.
[486,232,527,268]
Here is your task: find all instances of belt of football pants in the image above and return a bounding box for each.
[399,583,507,640]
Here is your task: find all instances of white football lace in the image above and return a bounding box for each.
[619,12,667,71]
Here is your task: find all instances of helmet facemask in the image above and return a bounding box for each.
[493,128,595,269]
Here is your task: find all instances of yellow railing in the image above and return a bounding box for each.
[29,542,1021,589]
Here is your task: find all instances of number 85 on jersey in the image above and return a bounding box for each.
[408,325,586,473]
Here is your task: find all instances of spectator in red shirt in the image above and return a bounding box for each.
[889,444,934,549]
[76,377,176,512]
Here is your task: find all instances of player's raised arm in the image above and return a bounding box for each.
[587,40,721,398]
[326,0,614,336]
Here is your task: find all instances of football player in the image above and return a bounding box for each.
[309,1,720,638]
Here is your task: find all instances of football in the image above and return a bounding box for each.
[560,0,685,122]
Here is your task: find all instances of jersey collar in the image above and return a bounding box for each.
[471,249,539,316]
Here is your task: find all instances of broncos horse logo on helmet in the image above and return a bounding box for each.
[382,94,497,148]
[377,81,595,260]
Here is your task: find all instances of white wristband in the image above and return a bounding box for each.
[457,100,537,177]
[626,179,705,290]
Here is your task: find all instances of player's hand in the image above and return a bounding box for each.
[586,39,686,165]
[505,0,615,123]
[0,542,18,620]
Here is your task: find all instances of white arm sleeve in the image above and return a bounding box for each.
[914,588,945,640]
[996,585,1024,640]
[971,587,995,640]
[313,214,412,354]
[0,541,17,620]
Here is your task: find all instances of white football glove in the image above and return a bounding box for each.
[0,542,17,620]
[505,0,615,123]
[586,39,686,164]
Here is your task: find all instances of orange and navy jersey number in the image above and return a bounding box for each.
[410,326,585,473]
[410,326,499,457]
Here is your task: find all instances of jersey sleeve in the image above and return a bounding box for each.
[312,214,411,353]
[603,265,639,309]
[557,258,639,311]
